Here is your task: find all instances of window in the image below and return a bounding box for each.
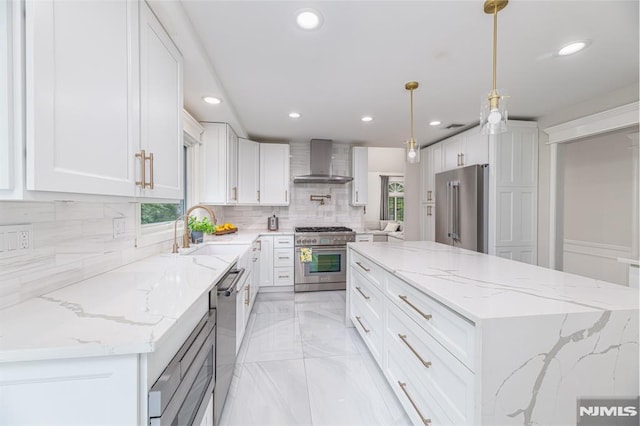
[388,178,404,222]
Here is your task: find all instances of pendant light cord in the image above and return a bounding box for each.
[410,87,414,141]
[492,4,498,92]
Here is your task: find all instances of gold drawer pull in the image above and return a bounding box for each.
[355,286,370,300]
[355,261,370,272]
[398,334,431,368]
[355,316,370,333]
[399,295,432,320]
[398,381,431,425]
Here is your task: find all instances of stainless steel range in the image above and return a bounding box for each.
[294,226,356,292]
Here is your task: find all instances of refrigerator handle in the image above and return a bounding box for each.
[451,181,460,240]
[447,182,452,238]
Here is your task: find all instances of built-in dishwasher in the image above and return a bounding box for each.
[213,266,244,426]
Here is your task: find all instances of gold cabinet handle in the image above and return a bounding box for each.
[427,190,432,201]
[355,261,370,272]
[355,316,370,333]
[355,286,370,300]
[356,190,359,202]
[398,295,432,320]
[285,190,288,202]
[398,334,431,368]
[397,381,431,425]
[135,150,147,189]
[460,152,464,166]
[257,190,260,202]
[148,152,154,189]
[232,186,237,200]
[245,284,250,305]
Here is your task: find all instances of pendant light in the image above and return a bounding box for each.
[480,0,508,135]
[405,81,420,164]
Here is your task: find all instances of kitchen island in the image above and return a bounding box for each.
[347,241,639,426]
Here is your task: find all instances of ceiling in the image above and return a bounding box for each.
[153,1,639,148]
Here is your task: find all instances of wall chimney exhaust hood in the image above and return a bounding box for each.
[293,139,353,184]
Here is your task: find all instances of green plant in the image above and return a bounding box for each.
[188,216,216,234]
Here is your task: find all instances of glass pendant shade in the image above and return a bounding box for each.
[480,89,508,135]
[406,138,420,164]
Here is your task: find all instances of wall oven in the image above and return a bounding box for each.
[294,227,355,292]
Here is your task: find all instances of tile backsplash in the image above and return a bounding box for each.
[0,201,170,309]
[220,140,365,231]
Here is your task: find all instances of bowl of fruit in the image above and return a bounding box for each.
[215,223,238,235]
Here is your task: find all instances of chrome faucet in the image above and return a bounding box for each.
[172,204,217,253]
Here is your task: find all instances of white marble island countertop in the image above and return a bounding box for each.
[0,253,237,363]
[349,241,639,322]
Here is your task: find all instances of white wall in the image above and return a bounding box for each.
[537,82,639,267]
[561,127,638,285]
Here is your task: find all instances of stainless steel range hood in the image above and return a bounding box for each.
[293,139,353,184]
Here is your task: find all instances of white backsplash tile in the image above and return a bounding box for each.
[0,201,168,309]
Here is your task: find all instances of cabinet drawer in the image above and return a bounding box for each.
[350,268,383,321]
[355,234,374,242]
[273,235,294,248]
[386,306,474,425]
[385,344,454,426]
[350,291,383,365]
[349,250,385,291]
[274,267,294,286]
[386,275,475,370]
[273,248,294,267]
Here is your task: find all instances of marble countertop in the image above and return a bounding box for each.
[349,241,639,322]
[0,246,257,363]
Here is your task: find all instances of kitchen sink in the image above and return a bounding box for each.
[184,244,250,257]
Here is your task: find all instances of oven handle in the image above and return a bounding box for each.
[295,246,347,253]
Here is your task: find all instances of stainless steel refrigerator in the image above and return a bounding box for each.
[435,164,488,253]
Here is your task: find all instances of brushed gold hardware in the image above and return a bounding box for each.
[398,295,432,320]
[278,256,289,260]
[355,286,370,300]
[355,261,370,272]
[427,190,432,201]
[355,316,370,333]
[148,152,154,189]
[135,150,147,189]
[356,191,358,202]
[285,190,288,202]
[398,334,432,368]
[232,186,237,201]
[484,0,508,13]
[427,205,432,216]
[397,381,431,425]
[310,194,331,205]
[245,285,250,305]
[278,275,289,279]
[257,190,260,201]
[178,204,217,250]
[460,152,464,166]
[405,81,420,164]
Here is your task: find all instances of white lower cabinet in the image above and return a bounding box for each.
[348,247,476,426]
[259,234,294,288]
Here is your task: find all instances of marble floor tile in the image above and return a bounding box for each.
[298,308,351,341]
[219,359,312,426]
[301,327,361,359]
[243,312,303,363]
[304,355,404,426]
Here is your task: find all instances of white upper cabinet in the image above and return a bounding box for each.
[0,1,11,192]
[441,128,489,171]
[259,143,290,206]
[351,147,368,206]
[7,0,183,200]
[25,0,138,196]
[138,1,183,199]
[200,122,238,205]
[237,138,260,205]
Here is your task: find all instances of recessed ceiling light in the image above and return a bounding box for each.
[296,9,322,30]
[361,116,374,122]
[288,112,301,119]
[557,40,590,56]
[202,96,222,105]
[429,120,441,126]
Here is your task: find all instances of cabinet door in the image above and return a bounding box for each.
[236,276,247,353]
[25,0,137,196]
[237,138,260,204]
[461,129,489,167]
[226,127,239,204]
[442,135,461,171]
[258,236,274,287]
[419,203,435,241]
[139,1,183,199]
[351,146,368,206]
[0,1,11,192]
[259,144,290,205]
[428,144,443,203]
[419,147,431,203]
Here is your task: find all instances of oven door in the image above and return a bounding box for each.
[294,246,347,289]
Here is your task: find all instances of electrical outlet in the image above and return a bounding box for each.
[113,217,126,239]
[0,224,33,258]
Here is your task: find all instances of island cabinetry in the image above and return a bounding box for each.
[349,250,385,290]
[349,267,384,363]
